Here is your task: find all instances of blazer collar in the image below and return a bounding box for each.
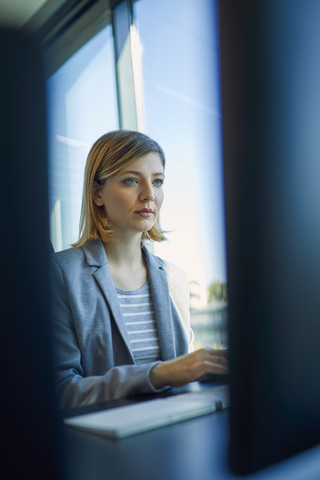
[142,246,177,360]
[82,238,108,267]
[82,239,134,361]
[81,239,176,362]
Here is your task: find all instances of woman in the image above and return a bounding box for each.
[52,130,228,408]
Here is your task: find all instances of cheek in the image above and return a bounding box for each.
[106,189,133,210]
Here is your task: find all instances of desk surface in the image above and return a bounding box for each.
[63,381,320,480]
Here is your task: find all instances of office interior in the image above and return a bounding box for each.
[1,1,319,479]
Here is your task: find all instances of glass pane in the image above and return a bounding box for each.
[47,25,119,251]
[134,0,227,349]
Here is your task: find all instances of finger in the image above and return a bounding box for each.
[203,355,229,372]
[207,352,229,365]
[200,347,228,357]
[208,348,228,357]
[204,360,229,374]
[205,351,229,364]
[202,346,228,353]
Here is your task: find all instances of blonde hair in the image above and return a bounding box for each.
[73,130,166,247]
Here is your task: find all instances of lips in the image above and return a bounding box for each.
[135,208,154,218]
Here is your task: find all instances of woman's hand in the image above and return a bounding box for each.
[150,348,228,389]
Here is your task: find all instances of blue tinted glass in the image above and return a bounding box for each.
[47,25,119,251]
[134,0,227,347]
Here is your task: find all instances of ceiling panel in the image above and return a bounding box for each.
[0,0,49,27]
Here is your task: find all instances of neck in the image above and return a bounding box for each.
[104,233,144,267]
[103,233,148,291]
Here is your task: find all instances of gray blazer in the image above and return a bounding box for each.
[51,239,191,408]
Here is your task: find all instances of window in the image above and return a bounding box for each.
[46,0,227,348]
[134,0,227,348]
[47,24,119,251]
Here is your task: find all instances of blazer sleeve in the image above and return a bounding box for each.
[51,258,164,409]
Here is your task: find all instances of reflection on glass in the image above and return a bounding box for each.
[47,25,119,251]
[134,0,227,348]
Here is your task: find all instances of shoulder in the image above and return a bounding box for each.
[52,238,106,271]
[143,246,183,273]
[155,255,189,296]
[52,246,85,270]
[161,259,189,293]
[143,246,188,287]
[51,248,86,289]
[161,259,188,283]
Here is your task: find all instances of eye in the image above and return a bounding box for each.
[153,178,164,187]
[122,177,138,185]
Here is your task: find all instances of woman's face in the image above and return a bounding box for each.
[94,152,165,237]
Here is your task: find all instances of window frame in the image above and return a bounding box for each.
[25,0,141,131]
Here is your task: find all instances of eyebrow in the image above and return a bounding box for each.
[119,170,165,177]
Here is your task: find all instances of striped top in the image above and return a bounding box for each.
[116,282,161,365]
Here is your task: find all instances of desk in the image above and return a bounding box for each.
[63,381,320,480]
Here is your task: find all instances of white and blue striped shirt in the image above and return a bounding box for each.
[116,282,161,365]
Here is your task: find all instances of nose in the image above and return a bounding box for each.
[139,181,155,202]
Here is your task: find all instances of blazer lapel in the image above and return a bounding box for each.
[143,247,176,360]
[82,239,134,362]
[82,240,177,363]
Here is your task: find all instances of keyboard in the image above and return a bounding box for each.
[64,385,229,439]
